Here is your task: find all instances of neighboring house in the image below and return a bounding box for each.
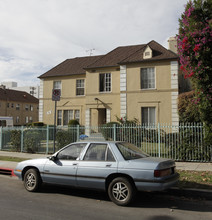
[39,40,179,127]
[0,86,39,126]
[1,81,40,98]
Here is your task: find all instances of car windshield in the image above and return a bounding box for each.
[116,142,149,160]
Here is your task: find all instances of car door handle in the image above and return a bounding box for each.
[73,163,78,166]
[106,164,112,167]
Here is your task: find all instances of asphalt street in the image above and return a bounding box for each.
[0,175,212,220]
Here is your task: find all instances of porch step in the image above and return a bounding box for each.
[84,133,105,141]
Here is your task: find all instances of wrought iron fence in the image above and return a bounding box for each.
[0,123,211,162]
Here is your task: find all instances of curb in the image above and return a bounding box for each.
[0,167,16,177]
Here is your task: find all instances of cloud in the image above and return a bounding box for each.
[0,0,187,86]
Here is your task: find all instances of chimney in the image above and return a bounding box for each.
[168,37,178,54]
[0,85,6,89]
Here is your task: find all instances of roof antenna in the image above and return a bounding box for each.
[86,48,95,56]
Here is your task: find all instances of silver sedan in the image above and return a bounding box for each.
[14,141,179,206]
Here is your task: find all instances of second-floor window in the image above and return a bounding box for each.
[140,67,155,89]
[76,79,85,96]
[25,105,29,111]
[16,104,20,110]
[99,73,111,92]
[53,81,61,89]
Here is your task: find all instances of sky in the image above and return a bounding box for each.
[0,0,188,87]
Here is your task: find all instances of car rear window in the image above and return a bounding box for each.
[116,142,149,160]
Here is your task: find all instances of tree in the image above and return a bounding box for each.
[178,0,212,143]
[178,90,201,123]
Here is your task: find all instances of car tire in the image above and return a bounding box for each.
[24,168,42,192]
[108,177,135,206]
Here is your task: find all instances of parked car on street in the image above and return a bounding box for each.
[14,141,179,206]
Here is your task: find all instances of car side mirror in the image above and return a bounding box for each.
[49,156,57,161]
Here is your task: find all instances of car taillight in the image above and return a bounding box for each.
[154,168,172,177]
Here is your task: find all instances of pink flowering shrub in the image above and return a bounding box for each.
[177,0,212,143]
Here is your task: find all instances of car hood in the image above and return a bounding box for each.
[123,157,175,170]
[15,158,49,170]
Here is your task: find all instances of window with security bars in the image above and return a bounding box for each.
[99,73,111,92]
[140,68,155,89]
[141,107,156,125]
[76,79,85,96]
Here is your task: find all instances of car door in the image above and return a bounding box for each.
[42,143,87,186]
[76,143,118,190]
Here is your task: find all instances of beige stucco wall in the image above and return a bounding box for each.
[126,61,174,123]
[41,60,178,126]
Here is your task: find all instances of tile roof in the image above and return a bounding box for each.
[0,88,39,103]
[87,40,178,68]
[39,55,103,79]
[39,40,178,78]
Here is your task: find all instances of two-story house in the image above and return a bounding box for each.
[39,40,179,127]
[0,86,39,126]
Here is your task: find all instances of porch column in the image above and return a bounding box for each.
[120,65,127,118]
[85,109,90,136]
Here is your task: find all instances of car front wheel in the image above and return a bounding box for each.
[108,177,135,206]
[24,168,41,192]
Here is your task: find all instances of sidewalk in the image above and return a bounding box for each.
[0,150,211,171]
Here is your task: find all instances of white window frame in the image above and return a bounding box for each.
[99,73,111,92]
[140,67,156,90]
[75,110,80,122]
[53,81,61,89]
[141,107,156,125]
[57,110,62,126]
[76,79,85,96]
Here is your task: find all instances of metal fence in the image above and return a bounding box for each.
[0,123,211,162]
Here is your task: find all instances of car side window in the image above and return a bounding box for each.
[57,143,86,160]
[84,143,115,161]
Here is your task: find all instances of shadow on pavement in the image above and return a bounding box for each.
[37,183,212,212]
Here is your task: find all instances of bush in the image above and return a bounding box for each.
[56,128,78,150]
[68,120,79,126]
[178,91,201,123]
[10,130,21,152]
[23,129,43,153]
[100,122,120,141]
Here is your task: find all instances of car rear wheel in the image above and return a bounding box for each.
[24,168,41,192]
[108,177,135,206]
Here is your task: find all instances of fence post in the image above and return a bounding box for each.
[21,126,24,152]
[158,123,161,158]
[113,124,116,141]
[77,125,80,141]
[0,127,2,150]
[46,125,49,154]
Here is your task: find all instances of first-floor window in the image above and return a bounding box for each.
[141,107,156,125]
[16,116,20,124]
[57,110,62,125]
[63,110,74,125]
[29,116,33,123]
[75,110,80,122]
[25,116,29,124]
